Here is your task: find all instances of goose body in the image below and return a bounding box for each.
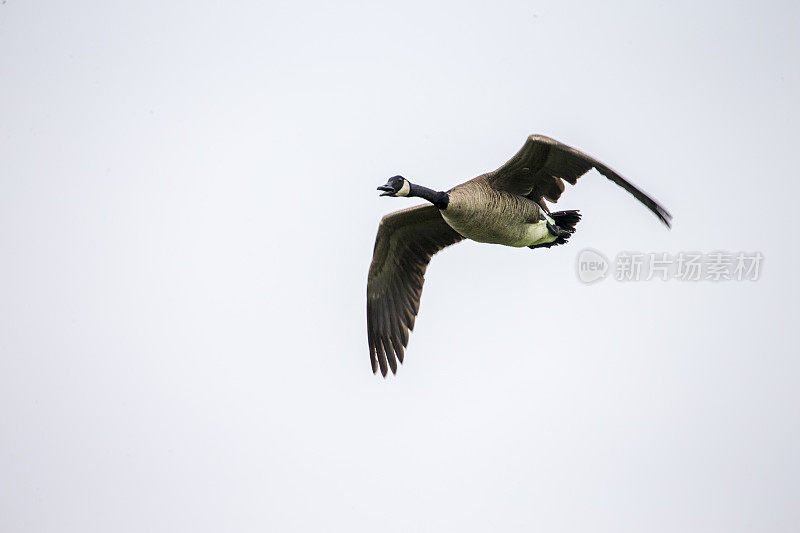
[442,180,557,247]
[367,134,672,376]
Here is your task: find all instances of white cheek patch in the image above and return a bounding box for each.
[396,180,411,197]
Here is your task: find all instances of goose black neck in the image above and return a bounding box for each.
[409,183,449,209]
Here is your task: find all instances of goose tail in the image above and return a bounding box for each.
[550,210,581,233]
[528,210,581,249]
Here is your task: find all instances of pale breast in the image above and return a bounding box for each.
[441,183,542,246]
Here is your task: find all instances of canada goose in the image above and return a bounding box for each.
[366,135,671,376]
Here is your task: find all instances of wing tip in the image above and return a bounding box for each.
[654,204,673,229]
[368,336,405,377]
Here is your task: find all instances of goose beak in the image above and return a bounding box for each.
[377,184,394,196]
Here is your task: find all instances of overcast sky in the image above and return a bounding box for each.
[1,1,799,532]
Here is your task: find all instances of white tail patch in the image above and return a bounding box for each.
[524,220,557,246]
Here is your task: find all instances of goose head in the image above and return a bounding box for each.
[377,175,411,197]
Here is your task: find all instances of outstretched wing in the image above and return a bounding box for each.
[485,135,672,227]
[367,204,464,376]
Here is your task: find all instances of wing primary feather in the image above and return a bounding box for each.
[367,301,378,373]
[383,288,404,370]
[375,336,389,378]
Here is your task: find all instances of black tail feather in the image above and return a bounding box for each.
[550,210,581,232]
[529,210,581,249]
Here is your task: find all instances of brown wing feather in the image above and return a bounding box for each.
[485,135,672,227]
[367,204,464,376]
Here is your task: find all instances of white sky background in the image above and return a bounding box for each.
[1,1,799,531]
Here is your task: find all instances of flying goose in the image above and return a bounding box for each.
[366,135,671,376]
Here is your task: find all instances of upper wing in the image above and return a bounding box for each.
[367,204,464,376]
[485,135,672,227]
